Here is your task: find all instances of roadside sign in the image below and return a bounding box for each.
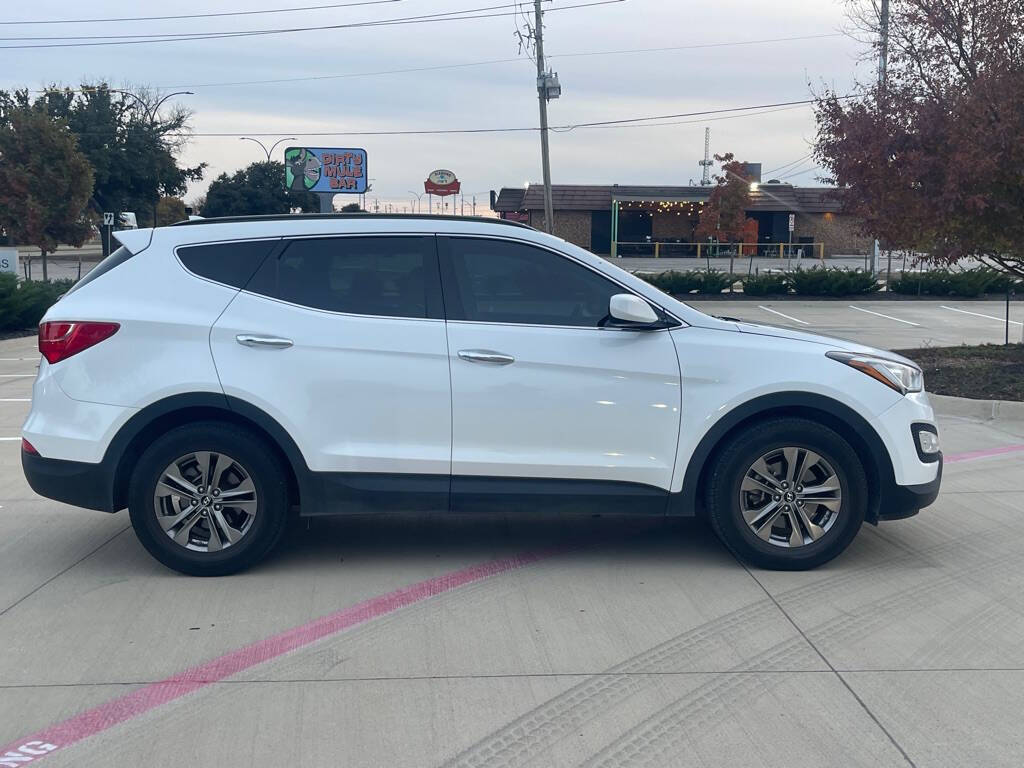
[424,169,461,197]
[0,247,18,275]
[788,213,795,232]
[284,147,367,193]
[103,212,115,226]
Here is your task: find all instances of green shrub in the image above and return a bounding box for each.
[642,270,701,295]
[695,270,737,294]
[641,270,736,295]
[0,274,74,332]
[986,271,1024,294]
[888,267,1020,297]
[741,272,790,296]
[789,267,881,296]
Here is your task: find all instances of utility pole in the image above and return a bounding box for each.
[879,0,890,91]
[872,0,889,276]
[535,0,555,233]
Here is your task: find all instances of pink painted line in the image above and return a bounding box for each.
[0,549,552,766]
[946,444,1024,464]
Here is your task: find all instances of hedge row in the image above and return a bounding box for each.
[888,268,1021,298]
[0,274,73,332]
[641,267,881,297]
[641,270,736,295]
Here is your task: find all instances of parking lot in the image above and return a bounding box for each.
[686,298,1022,349]
[2,330,1024,767]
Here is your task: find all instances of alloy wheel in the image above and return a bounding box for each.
[738,446,843,548]
[153,451,258,553]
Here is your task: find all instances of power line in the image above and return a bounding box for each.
[550,97,841,131]
[551,103,811,131]
[762,152,813,176]
[777,165,822,181]
[60,95,850,138]
[553,33,842,59]
[0,0,404,25]
[0,1,525,40]
[135,32,843,91]
[0,0,623,49]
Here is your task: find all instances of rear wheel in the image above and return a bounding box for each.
[128,422,290,576]
[706,418,866,570]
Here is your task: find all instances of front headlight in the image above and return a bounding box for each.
[826,351,923,394]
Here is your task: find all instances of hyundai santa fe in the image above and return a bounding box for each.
[21,214,942,575]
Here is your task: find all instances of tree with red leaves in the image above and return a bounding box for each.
[814,0,1024,277]
[0,107,93,281]
[695,153,759,245]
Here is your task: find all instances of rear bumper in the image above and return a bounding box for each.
[22,449,115,512]
[877,452,942,521]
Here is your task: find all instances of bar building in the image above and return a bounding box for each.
[491,177,870,258]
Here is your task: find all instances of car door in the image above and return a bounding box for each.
[438,235,683,513]
[210,234,451,514]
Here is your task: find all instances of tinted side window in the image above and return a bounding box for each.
[444,238,620,327]
[246,236,435,319]
[178,239,279,288]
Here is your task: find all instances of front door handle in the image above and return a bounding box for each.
[457,349,515,365]
[236,334,293,349]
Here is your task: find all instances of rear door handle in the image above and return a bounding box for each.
[457,349,515,365]
[236,334,293,349]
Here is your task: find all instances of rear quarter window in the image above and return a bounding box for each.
[64,245,135,296]
[177,239,279,288]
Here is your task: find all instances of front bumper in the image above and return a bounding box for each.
[877,452,943,521]
[22,449,116,512]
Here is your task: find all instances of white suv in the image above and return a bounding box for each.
[21,214,942,575]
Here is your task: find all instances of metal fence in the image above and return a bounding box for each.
[612,241,828,260]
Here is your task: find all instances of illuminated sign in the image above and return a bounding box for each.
[285,147,367,194]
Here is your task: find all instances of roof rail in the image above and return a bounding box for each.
[171,212,533,229]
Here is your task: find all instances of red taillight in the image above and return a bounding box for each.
[22,438,38,455]
[38,321,120,364]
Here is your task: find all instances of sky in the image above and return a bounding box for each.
[1,0,874,211]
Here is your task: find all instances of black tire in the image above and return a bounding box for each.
[706,417,867,570]
[128,421,290,576]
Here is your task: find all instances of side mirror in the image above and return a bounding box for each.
[609,294,659,326]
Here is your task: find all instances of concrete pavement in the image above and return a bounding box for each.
[2,334,1024,767]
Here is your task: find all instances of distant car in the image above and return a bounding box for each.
[21,215,941,575]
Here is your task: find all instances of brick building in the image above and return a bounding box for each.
[491,182,871,258]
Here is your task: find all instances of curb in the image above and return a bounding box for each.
[931,393,1024,422]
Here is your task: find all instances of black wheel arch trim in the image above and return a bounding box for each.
[669,391,898,523]
[101,392,316,513]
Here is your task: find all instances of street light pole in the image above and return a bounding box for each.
[407,190,424,214]
[106,89,193,227]
[78,87,192,228]
[146,92,193,226]
[239,136,296,161]
[534,0,555,234]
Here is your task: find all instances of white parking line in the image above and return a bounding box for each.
[757,305,809,325]
[0,437,21,441]
[940,305,1023,326]
[848,305,921,326]
[0,374,34,378]
[0,398,31,402]
[0,358,37,362]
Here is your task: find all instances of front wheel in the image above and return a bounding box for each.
[706,418,867,570]
[128,422,290,576]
